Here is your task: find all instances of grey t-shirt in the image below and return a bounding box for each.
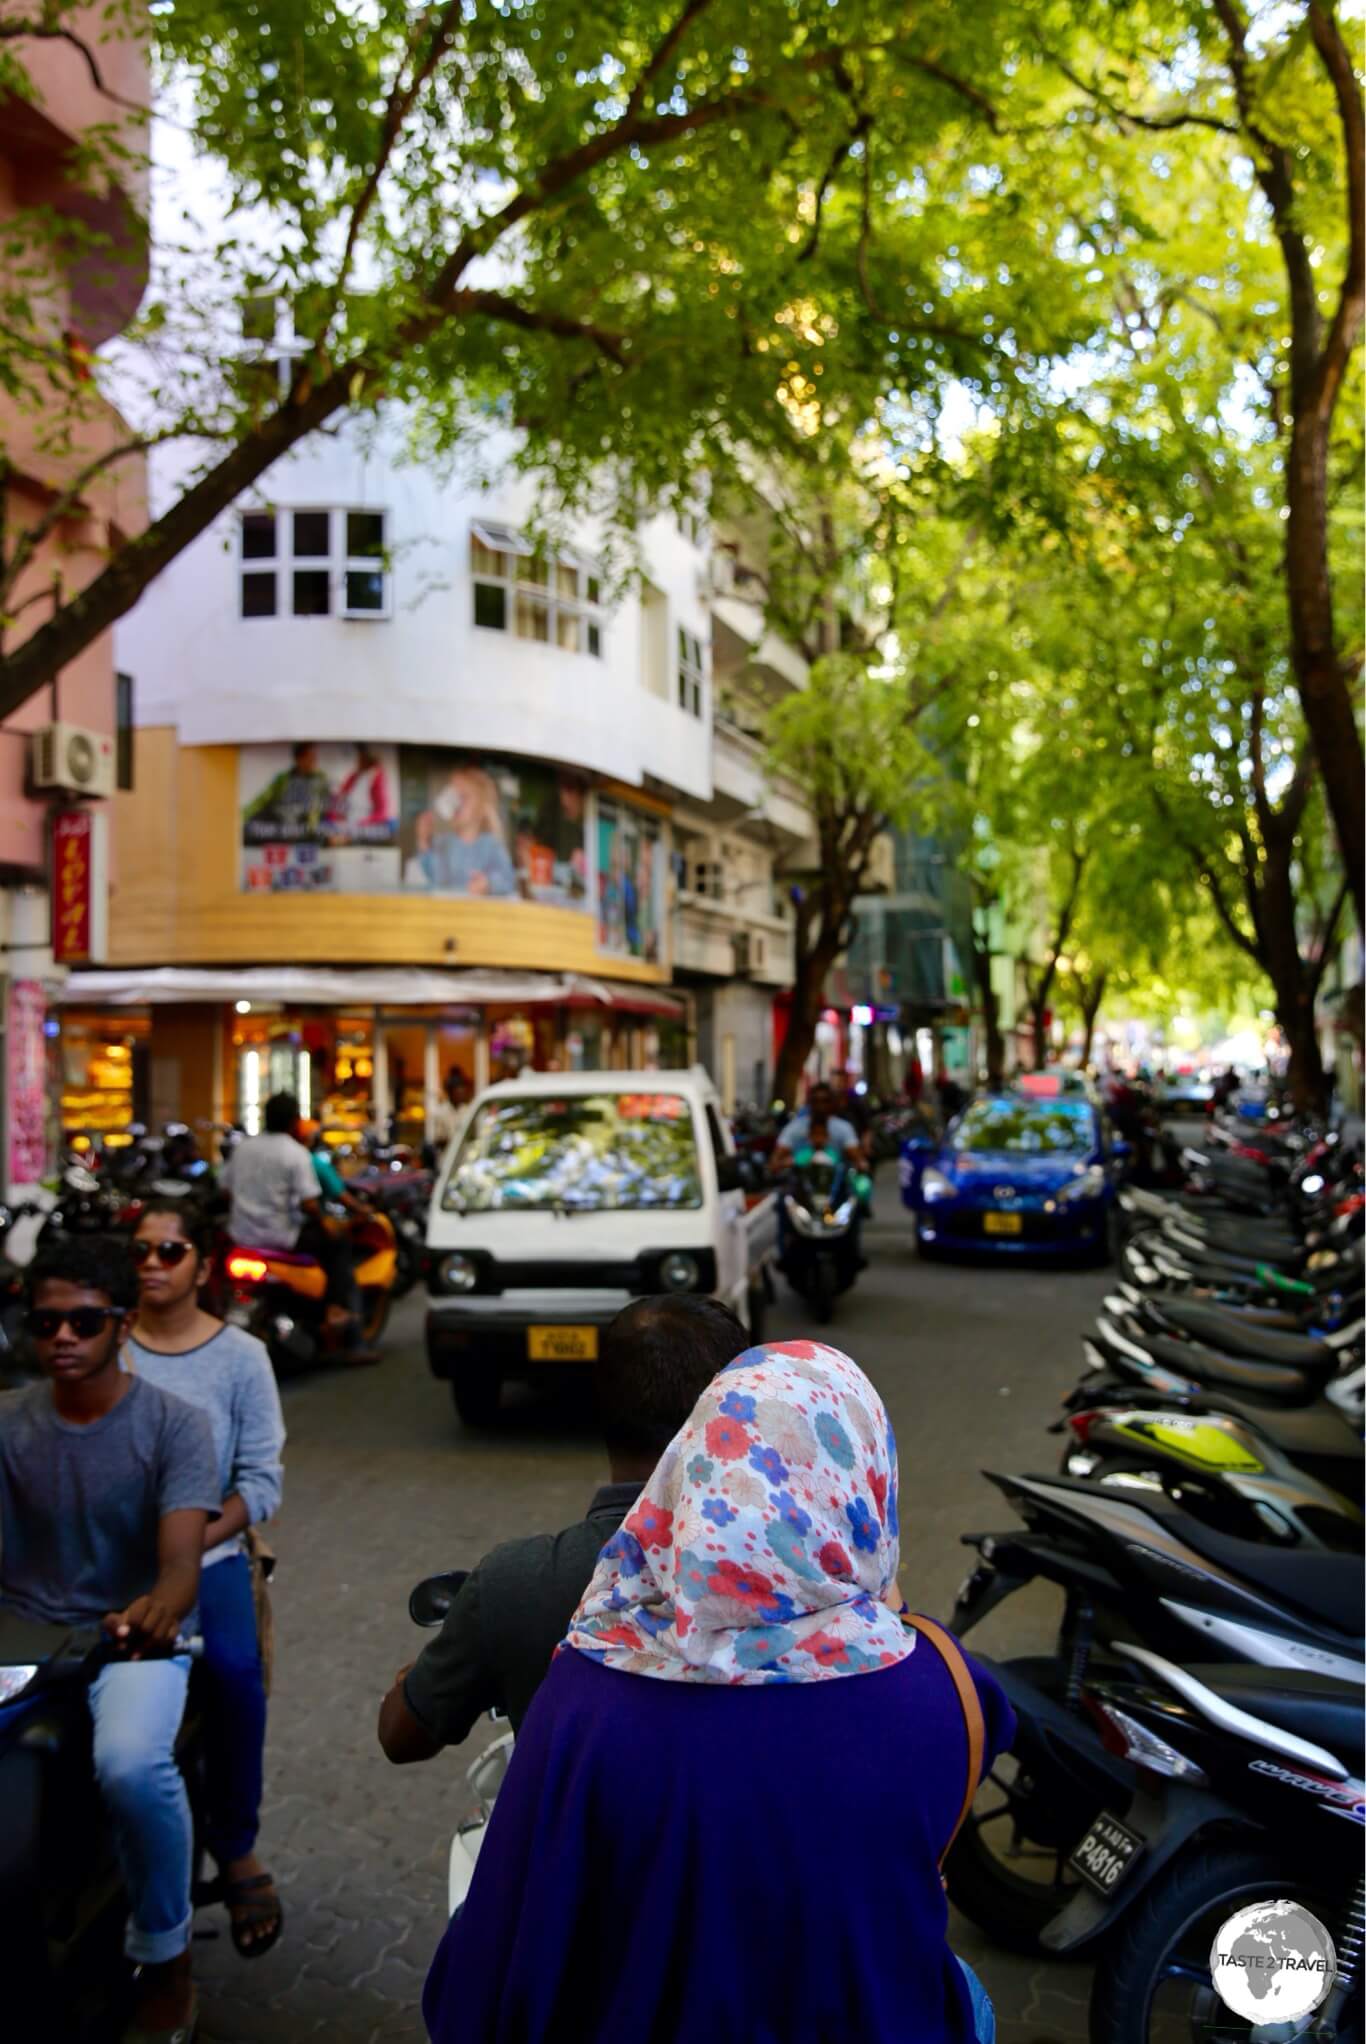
[222,1131,318,1250]
[127,1326,285,1562]
[0,1376,220,1628]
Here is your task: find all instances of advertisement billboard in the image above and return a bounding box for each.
[240,743,400,892]
[596,797,664,963]
[397,751,588,905]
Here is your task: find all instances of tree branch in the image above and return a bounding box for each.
[899,54,1002,131]
[1307,0,1366,420]
[0,429,186,609]
[0,16,146,114]
[1308,871,1350,996]
[1038,41,1238,136]
[449,290,628,364]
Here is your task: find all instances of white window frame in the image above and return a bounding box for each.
[677,624,707,718]
[238,506,391,622]
[469,521,604,657]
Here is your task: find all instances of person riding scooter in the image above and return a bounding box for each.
[220,1093,377,1365]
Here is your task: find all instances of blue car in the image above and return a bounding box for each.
[899,1089,1122,1258]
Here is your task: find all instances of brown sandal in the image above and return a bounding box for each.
[220,1872,284,1959]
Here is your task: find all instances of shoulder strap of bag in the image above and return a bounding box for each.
[904,1613,986,1868]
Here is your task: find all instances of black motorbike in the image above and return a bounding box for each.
[0,1614,207,2042]
[777,1145,863,1323]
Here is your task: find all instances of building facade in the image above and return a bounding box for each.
[1,10,149,1190]
[67,362,813,1140]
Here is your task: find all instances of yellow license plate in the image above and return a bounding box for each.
[527,1326,599,1361]
[984,1211,1023,1236]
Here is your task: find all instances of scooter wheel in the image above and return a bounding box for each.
[1090,1844,1321,2044]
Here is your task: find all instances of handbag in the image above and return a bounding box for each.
[904,1613,986,1870]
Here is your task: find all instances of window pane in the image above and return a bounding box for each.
[515,592,549,641]
[345,569,385,612]
[678,625,688,658]
[292,569,331,615]
[347,511,385,559]
[556,561,578,598]
[241,512,276,559]
[293,510,330,557]
[471,539,506,577]
[474,582,507,630]
[587,621,602,658]
[240,292,276,342]
[555,609,581,652]
[521,556,548,587]
[241,572,277,617]
[586,576,601,605]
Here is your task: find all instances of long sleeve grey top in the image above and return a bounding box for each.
[126,1325,285,1555]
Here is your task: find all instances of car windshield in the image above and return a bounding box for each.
[955,1099,1094,1156]
[443,1093,703,1212]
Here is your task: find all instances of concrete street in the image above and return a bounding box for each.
[194,1209,1109,2044]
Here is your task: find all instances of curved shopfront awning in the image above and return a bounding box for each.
[58,966,684,1017]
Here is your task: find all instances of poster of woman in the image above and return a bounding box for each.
[399,751,588,903]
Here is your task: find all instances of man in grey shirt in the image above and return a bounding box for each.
[0,1237,219,2041]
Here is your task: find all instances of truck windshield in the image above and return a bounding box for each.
[443,1093,703,1212]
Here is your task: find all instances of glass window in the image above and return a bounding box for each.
[677,624,706,718]
[293,510,331,556]
[587,621,602,658]
[474,582,507,630]
[345,569,384,612]
[292,569,331,615]
[443,1092,702,1212]
[241,573,277,618]
[556,562,579,598]
[471,539,507,577]
[516,592,550,641]
[555,610,581,652]
[241,512,276,559]
[956,1100,1094,1155]
[522,556,549,587]
[347,511,385,558]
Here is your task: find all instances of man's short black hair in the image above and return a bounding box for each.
[26,1235,137,1311]
[264,1092,301,1134]
[595,1294,752,1460]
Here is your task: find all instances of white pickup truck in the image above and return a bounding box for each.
[424,1068,777,1424]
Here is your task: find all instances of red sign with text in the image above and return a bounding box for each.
[52,808,94,963]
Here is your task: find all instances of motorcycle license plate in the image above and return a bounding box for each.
[984,1210,1023,1236]
[527,1326,598,1362]
[1068,1813,1143,1896]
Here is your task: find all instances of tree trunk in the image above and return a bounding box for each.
[774,935,839,1107]
[1078,971,1108,1068]
[1029,1000,1048,1070]
[1285,409,1366,930]
[1258,838,1331,1116]
[970,928,1005,1088]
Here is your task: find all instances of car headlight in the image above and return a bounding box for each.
[0,1664,38,1706]
[920,1168,956,1204]
[659,1251,700,1292]
[783,1193,821,1236]
[1060,1167,1106,1202]
[440,1252,479,1293]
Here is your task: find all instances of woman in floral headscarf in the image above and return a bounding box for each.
[423,1341,1013,2044]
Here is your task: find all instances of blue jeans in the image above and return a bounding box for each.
[199,1550,268,1864]
[88,1656,192,1965]
[958,1956,996,2043]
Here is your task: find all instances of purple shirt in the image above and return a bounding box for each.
[424,1631,1015,2044]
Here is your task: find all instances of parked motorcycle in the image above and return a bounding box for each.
[0,1617,207,2042]
[222,1207,398,1374]
[348,1155,433,1300]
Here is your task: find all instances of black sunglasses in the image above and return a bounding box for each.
[23,1306,125,1341]
[130,1239,194,1268]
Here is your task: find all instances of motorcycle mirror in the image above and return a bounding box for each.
[409,1570,469,1628]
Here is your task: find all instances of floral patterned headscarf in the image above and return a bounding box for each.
[564,1340,915,1685]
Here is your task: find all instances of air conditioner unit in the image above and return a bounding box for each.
[31,723,116,799]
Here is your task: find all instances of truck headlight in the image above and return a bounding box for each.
[659,1251,700,1292]
[440,1253,479,1293]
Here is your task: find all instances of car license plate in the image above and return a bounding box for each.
[527,1326,598,1362]
[984,1210,1023,1236]
[1069,1812,1143,1896]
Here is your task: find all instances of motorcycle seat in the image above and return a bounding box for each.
[1141,1333,1320,1401]
[1139,1503,1365,1636]
[1192,1664,1365,1768]
[1186,1221,1302,1257]
[1152,1303,1336,1370]
[232,1243,320,1268]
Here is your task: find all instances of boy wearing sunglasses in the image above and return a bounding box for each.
[0,1237,219,2043]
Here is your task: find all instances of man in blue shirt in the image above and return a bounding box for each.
[770,1080,866,1174]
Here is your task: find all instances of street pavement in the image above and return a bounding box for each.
[194,1209,1109,2043]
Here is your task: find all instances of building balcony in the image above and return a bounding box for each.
[674,894,794,988]
[708,719,815,851]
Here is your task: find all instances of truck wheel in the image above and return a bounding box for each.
[746,1284,766,1344]
[451,1371,502,1428]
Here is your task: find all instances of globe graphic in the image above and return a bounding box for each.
[1211,1900,1337,2024]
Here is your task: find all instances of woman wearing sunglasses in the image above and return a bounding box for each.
[126,1200,287,1959]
